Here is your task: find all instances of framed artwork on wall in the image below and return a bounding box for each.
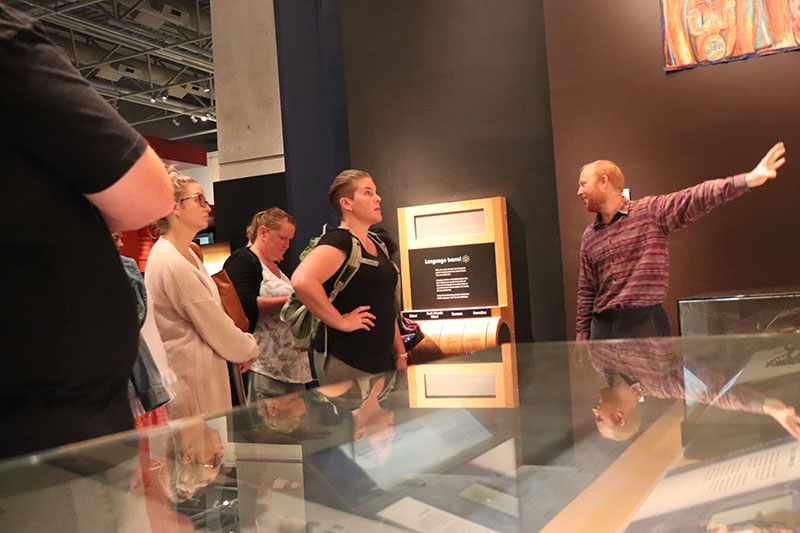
[661,0,800,71]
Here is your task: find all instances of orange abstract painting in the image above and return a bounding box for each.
[661,0,800,71]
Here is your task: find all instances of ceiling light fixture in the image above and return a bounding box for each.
[172,117,181,126]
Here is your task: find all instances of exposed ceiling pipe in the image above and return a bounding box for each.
[92,79,213,116]
[170,128,217,141]
[31,0,108,18]
[104,74,214,102]
[114,0,211,34]
[44,11,213,72]
[75,34,210,72]
[105,18,213,61]
[49,34,211,98]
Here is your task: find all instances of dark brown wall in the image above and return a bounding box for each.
[545,1,800,338]
[339,0,566,341]
[341,0,565,340]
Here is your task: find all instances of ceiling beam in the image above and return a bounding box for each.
[23,0,108,18]
[103,74,214,102]
[170,128,217,141]
[77,33,210,72]
[42,11,213,72]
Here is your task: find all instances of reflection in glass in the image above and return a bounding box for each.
[4,335,800,531]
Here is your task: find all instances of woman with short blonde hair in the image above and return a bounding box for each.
[291,169,405,384]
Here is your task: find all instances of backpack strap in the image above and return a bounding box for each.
[328,233,363,300]
[318,228,392,361]
[367,230,390,261]
[317,230,365,362]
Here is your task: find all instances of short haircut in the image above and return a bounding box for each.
[328,169,372,218]
[583,160,625,191]
[610,406,641,441]
[246,207,294,244]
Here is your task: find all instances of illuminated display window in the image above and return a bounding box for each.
[414,209,485,239]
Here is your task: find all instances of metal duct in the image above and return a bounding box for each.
[115,0,211,34]
[92,79,214,117]
[49,34,211,99]
[44,12,213,72]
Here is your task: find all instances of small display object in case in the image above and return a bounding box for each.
[678,287,800,336]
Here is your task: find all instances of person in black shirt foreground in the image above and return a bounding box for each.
[0,4,173,459]
[291,170,406,384]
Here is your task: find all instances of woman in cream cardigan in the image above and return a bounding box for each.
[145,170,257,419]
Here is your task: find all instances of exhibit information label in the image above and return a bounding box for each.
[408,243,498,310]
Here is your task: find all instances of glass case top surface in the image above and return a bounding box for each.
[2,333,800,532]
[678,285,800,301]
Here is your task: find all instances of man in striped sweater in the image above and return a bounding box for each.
[576,142,787,340]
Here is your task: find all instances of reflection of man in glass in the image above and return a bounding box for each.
[587,339,800,441]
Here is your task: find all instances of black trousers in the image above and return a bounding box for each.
[590,304,671,340]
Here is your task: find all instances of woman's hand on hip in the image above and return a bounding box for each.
[338,306,375,332]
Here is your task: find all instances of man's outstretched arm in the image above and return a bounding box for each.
[652,142,787,234]
[745,141,786,188]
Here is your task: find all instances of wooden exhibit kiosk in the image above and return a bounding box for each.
[397,197,518,408]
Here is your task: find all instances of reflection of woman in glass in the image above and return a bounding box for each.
[316,373,397,465]
[167,418,225,501]
[135,417,225,507]
[256,392,307,433]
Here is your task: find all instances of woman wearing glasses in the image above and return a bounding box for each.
[224,209,312,400]
[145,169,257,420]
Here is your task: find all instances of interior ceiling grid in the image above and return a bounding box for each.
[8,0,218,143]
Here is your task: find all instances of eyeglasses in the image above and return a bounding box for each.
[180,193,209,208]
[198,450,224,469]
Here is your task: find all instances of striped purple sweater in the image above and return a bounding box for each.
[588,338,765,413]
[577,174,749,337]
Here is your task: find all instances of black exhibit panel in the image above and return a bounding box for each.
[213,173,289,256]
[408,243,498,310]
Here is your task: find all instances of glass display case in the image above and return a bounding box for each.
[678,287,800,336]
[2,333,800,532]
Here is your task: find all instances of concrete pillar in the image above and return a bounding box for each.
[210,0,284,180]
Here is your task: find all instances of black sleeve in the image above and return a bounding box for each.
[316,229,353,291]
[316,229,353,254]
[223,249,262,333]
[0,5,147,194]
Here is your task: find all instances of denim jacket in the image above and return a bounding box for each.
[121,256,170,412]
